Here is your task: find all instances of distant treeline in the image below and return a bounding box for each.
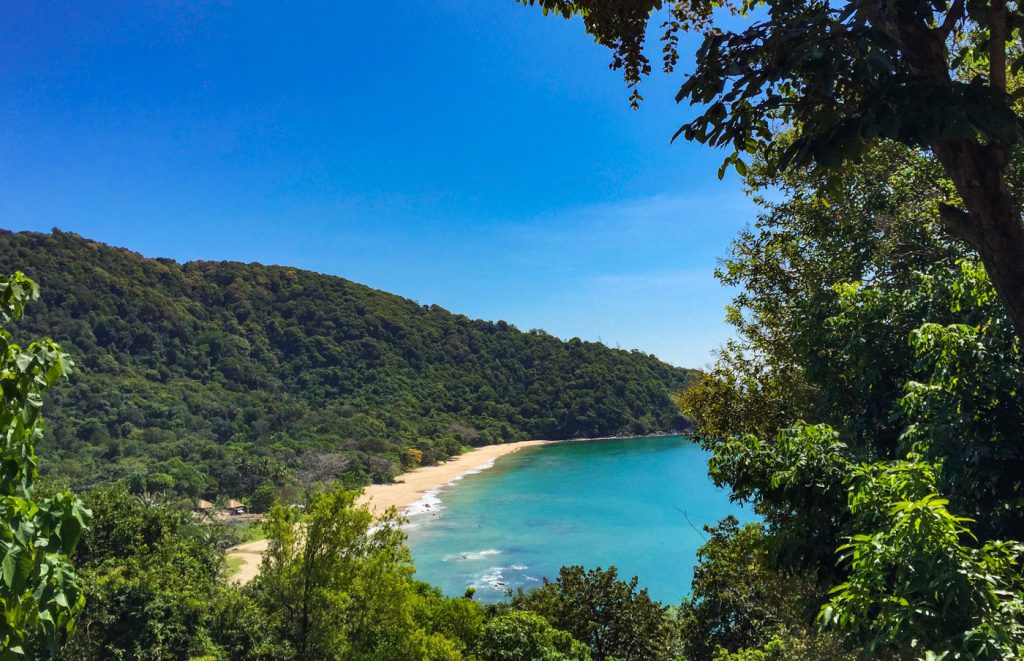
[0,229,693,500]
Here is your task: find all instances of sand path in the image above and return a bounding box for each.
[225,440,548,584]
[227,538,269,584]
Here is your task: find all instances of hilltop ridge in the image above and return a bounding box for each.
[0,229,693,498]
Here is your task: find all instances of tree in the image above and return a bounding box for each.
[680,138,1024,552]
[822,459,1024,659]
[66,482,289,659]
[666,133,1024,653]
[676,517,852,661]
[253,485,500,658]
[254,486,420,659]
[248,484,277,514]
[516,0,1024,342]
[409,582,487,658]
[477,610,591,661]
[512,565,669,660]
[0,272,90,656]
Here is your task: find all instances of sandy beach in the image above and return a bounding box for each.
[227,439,549,584]
[356,439,549,516]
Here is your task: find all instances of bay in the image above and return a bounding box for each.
[403,435,755,604]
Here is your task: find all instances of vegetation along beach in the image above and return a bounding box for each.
[4,0,1024,659]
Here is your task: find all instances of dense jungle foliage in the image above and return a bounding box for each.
[0,230,692,500]
[4,274,691,660]
[8,149,1024,658]
[520,1,1024,657]
[60,479,690,660]
[7,0,1024,653]
[675,143,1024,659]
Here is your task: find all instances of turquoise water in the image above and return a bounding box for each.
[403,435,754,604]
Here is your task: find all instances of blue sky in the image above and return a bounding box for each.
[0,1,757,367]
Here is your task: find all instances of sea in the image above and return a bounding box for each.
[402,434,755,604]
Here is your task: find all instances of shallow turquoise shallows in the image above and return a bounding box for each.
[403,435,755,604]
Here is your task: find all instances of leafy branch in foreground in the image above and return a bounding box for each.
[823,459,1024,659]
[0,272,90,657]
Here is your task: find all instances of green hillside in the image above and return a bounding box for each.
[0,229,693,499]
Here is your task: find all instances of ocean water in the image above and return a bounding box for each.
[403,435,755,604]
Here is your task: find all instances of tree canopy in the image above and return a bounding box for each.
[511,565,670,660]
[672,136,1024,656]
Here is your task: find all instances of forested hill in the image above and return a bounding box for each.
[0,229,693,498]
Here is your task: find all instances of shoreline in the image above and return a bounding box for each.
[227,432,683,584]
[357,431,687,517]
[356,439,551,517]
[228,441,550,585]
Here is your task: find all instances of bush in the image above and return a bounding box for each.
[477,611,591,661]
[513,565,668,660]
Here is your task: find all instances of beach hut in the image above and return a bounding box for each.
[225,499,247,515]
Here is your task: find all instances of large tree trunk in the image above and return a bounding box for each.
[890,15,1024,342]
[935,139,1024,341]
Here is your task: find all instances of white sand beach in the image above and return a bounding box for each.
[356,440,549,516]
[227,440,549,584]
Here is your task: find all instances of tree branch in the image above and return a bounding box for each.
[938,0,966,38]
[990,0,1007,90]
[938,203,983,251]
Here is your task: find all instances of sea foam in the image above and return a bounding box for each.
[443,549,501,562]
[402,459,498,518]
[404,490,444,516]
[470,564,534,593]
[474,566,509,591]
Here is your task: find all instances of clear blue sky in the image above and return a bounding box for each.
[0,1,757,368]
